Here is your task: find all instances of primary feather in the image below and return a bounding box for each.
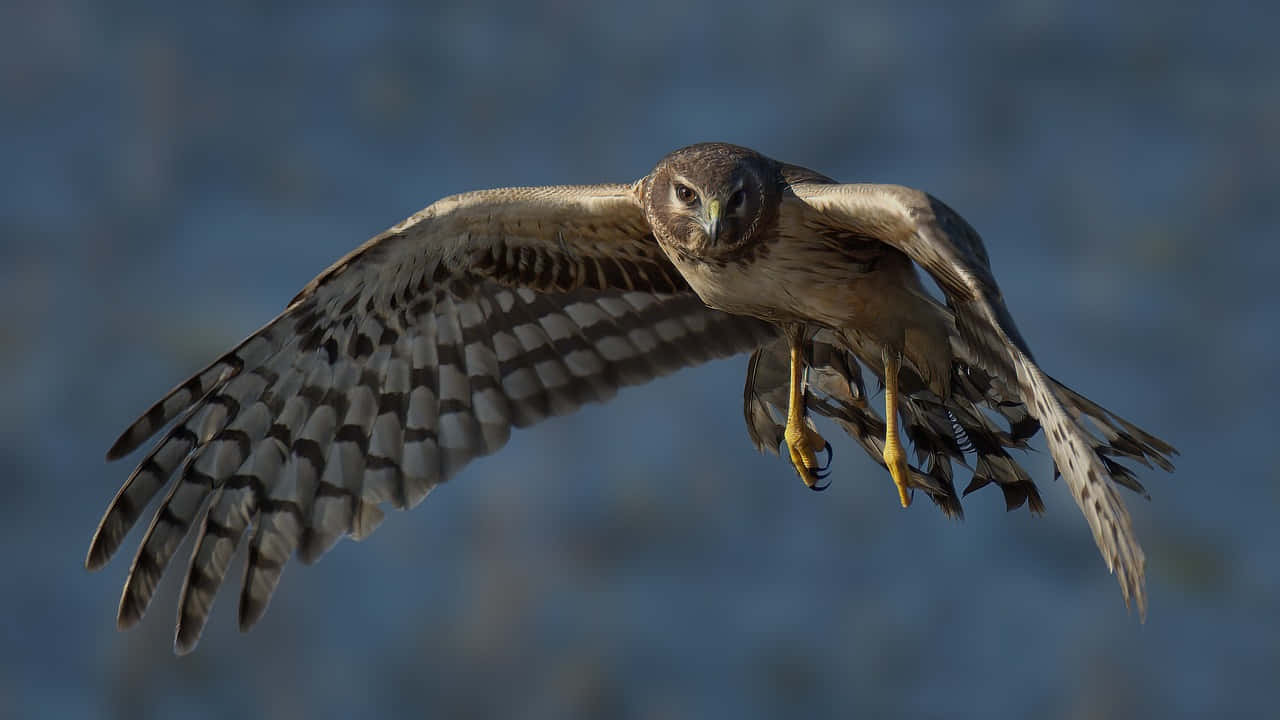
[91,146,1175,653]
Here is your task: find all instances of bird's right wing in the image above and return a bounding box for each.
[90,182,777,652]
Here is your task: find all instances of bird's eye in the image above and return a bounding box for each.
[727,189,746,211]
[674,183,697,205]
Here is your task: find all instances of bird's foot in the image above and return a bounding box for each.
[882,434,912,508]
[785,418,832,491]
[881,349,912,508]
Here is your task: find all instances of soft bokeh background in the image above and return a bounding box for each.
[3,1,1277,717]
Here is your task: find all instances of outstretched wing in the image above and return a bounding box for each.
[90,183,777,652]
[790,182,1176,615]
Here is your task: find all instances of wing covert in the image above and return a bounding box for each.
[791,182,1176,615]
[90,183,776,652]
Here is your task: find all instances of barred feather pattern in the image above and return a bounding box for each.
[91,150,1181,654]
[96,280,771,652]
[792,182,1177,614]
[89,183,778,653]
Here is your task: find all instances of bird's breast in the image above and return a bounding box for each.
[670,237,880,328]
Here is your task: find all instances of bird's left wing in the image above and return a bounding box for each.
[90,183,777,652]
[790,182,1175,615]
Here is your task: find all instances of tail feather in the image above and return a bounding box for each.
[740,330,1172,564]
[1052,378,1178,473]
[1012,355,1158,616]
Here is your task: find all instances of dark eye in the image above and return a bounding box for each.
[674,183,697,205]
[726,189,746,211]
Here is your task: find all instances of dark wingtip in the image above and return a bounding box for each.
[237,602,263,634]
[106,433,134,461]
[85,519,123,571]
[85,541,109,571]
[238,579,272,634]
[107,410,161,460]
[174,618,202,655]
[116,594,145,630]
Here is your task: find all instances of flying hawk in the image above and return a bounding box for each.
[89,142,1176,653]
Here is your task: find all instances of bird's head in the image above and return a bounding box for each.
[644,143,780,260]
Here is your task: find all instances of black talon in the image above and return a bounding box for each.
[816,441,833,471]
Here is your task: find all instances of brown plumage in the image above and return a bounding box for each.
[90,142,1175,653]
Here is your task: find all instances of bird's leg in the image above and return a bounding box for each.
[783,334,831,490]
[881,349,912,507]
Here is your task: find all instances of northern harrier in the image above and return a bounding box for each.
[89,143,1176,652]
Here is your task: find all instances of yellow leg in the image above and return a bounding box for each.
[882,351,912,507]
[783,338,831,490]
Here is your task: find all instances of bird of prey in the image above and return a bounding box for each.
[88,142,1176,653]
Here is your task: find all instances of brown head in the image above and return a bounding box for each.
[643,143,781,261]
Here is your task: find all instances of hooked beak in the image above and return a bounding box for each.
[701,198,722,245]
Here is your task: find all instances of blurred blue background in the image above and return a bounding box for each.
[3,1,1277,717]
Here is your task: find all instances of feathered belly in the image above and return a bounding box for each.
[672,243,956,393]
[673,246,884,329]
